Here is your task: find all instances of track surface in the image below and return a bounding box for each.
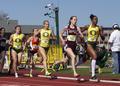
[0,69,119,86]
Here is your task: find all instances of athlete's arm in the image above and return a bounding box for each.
[26,37,32,44]
[99,26,105,41]
[80,25,89,32]
[25,37,32,47]
[77,27,84,41]
[22,34,26,50]
[38,29,41,35]
[50,30,56,40]
[60,26,67,45]
[9,34,13,46]
[38,29,41,41]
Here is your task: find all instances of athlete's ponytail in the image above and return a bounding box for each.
[90,14,97,20]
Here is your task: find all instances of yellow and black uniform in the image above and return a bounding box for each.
[12,33,24,53]
[40,28,52,51]
[87,25,100,49]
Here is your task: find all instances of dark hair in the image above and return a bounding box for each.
[43,20,49,25]
[32,28,39,36]
[69,16,77,26]
[15,25,21,29]
[32,28,38,32]
[90,14,97,20]
[14,25,22,33]
[68,16,77,28]
[0,27,5,31]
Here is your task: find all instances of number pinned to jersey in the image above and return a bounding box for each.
[67,35,76,41]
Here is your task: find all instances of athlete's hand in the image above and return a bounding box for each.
[61,40,65,46]
[108,48,111,52]
[22,46,26,51]
[8,43,13,46]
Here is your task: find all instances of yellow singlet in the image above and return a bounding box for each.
[12,33,24,49]
[87,25,100,42]
[40,29,52,47]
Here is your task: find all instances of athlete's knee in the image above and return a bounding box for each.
[13,60,17,64]
[43,57,47,62]
[71,55,76,60]
[63,58,68,63]
[63,60,67,63]
[92,53,97,60]
[18,60,21,64]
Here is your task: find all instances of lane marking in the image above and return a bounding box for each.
[38,75,120,84]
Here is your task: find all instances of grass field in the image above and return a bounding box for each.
[36,66,120,79]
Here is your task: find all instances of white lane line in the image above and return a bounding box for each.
[38,75,120,84]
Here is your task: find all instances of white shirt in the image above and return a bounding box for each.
[108,30,120,51]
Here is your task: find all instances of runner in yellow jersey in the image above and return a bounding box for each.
[81,14,105,80]
[9,25,25,78]
[38,20,56,76]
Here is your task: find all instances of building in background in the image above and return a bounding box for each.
[0,19,41,39]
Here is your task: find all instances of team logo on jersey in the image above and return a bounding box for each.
[90,30,97,36]
[43,32,49,37]
[15,38,22,42]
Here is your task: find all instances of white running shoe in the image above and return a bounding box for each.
[15,73,18,78]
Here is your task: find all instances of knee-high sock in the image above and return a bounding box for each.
[91,59,96,77]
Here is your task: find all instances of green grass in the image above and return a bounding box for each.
[98,68,120,78]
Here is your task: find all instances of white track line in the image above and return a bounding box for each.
[1,77,80,85]
[100,80,120,84]
[38,75,78,80]
[38,75,120,84]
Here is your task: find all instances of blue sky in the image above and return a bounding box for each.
[0,0,120,30]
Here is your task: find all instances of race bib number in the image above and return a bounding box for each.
[41,40,49,44]
[67,35,76,41]
[32,45,39,49]
[14,45,21,49]
[88,37,97,42]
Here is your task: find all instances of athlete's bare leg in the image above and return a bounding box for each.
[11,50,18,78]
[39,47,50,75]
[0,51,5,73]
[86,44,97,79]
[65,48,78,77]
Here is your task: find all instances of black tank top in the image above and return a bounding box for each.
[0,35,6,47]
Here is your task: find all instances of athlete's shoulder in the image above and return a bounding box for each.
[10,34,15,40]
[76,26,80,29]
[29,36,33,40]
[97,25,103,30]
[40,28,44,30]
[48,28,51,30]
[64,26,69,30]
[64,26,68,28]
[11,33,15,37]
[20,34,25,38]
[21,33,25,36]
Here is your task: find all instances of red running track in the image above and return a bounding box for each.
[0,69,119,86]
